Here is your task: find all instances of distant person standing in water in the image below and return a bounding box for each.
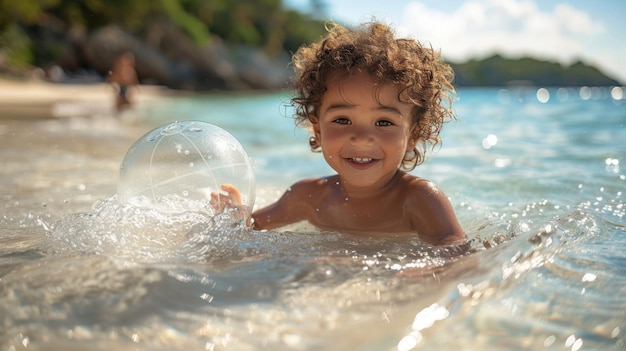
[107,52,139,113]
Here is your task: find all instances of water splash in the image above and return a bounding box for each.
[47,195,234,262]
[393,209,626,351]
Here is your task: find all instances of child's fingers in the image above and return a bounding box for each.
[219,184,242,205]
[209,191,224,211]
[207,184,250,225]
[209,184,242,212]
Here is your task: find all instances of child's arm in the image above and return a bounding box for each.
[251,180,314,230]
[407,180,465,245]
[211,180,315,230]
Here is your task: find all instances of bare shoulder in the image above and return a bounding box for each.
[404,176,450,204]
[289,176,331,191]
[403,175,465,245]
[282,176,333,201]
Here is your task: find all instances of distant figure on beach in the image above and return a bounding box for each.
[107,52,138,113]
[214,21,465,246]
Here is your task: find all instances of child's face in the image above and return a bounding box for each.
[311,73,416,190]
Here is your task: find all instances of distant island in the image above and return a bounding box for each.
[449,54,620,87]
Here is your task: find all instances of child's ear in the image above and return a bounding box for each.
[406,140,417,153]
[406,136,417,152]
[406,125,419,152]
[309,115,321,140]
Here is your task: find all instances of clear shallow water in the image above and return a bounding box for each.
[0,87,624,350]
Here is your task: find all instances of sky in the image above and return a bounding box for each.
[285,0,626,84]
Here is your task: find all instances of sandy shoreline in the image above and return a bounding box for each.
[0,77,170,119]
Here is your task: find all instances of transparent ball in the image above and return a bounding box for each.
[118,121,255,214]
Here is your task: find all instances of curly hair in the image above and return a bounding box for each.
[291,21,456,171]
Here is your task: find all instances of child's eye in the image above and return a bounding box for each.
[376,120,393,127]
[333,117,351,125]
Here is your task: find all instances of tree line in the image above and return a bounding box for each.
[0,0,328,70]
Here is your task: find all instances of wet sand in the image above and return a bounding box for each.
[0,77,169,119]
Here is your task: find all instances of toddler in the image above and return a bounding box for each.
[216,21,464,245]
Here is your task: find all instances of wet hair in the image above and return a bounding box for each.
[291,21,456,170]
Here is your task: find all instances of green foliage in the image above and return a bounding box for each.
[0,24,34,67]
[183,0,326,54]
[0,0,60,30]
[159,0,209,44]
[0,0,328,64]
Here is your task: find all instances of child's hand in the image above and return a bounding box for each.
[210,184,251,225]
[210,184,243,212]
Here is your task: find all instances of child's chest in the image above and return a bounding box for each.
[309,192,414,234]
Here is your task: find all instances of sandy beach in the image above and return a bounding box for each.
[0,77,169,119]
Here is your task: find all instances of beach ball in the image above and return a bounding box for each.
[118,120,255,214]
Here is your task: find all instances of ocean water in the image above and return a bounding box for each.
[0,87,624,350]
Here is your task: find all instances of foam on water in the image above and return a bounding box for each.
[45,191,463,266]
[396,209,626,351]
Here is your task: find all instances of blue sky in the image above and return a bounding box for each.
[285,0,626,84]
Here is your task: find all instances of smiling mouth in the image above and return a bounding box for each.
[348,157,374,164]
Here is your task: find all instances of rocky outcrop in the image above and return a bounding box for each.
[65,23,292,91]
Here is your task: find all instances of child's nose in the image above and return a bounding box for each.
[350,126,374,145]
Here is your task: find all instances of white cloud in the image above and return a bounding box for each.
[398,0,606,67]
[554,4,604,35]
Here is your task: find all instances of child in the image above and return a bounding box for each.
[216,21,464,245]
